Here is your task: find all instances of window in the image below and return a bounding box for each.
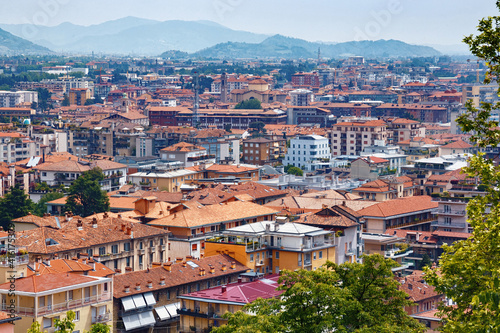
[88,249,93,257]
[139,242,143,250]
[139,255,143,266]
[74,310,80,322]
[250,254,254,262]
[111,245,118,254]
[43,318,52,329]
[67,290,73,300]
[313,252,317,260]
[275,251,279,259]
[319,251,323,259]
[124,242,131,252]
[126,256,131,267]
[150,240,154,247]
[99,247,105,256]
[192,244,198,251]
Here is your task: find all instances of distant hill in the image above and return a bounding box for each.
[0,27,52,55]
[0,17,268,55]
[192,35,441,59]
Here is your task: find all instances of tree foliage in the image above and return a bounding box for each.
[425,2,500,331]
[213,254,425,333]
[0,184,35,230]
[284,164,303,176]
[54,310,76,333]
[88,323,111,333]
[235,99,262,109]
[35,192,64,217]
[65,167,110,217]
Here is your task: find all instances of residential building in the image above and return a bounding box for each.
[15,213,169,272]
[401,154,469,176]
[0,90,37,107]
[330,119,388,156]
[438,140,473,156]
[241,137,273,165]
[286,106,331,127]
[0,272,112,333]
[352,176,417,201]
[294,205,363,264]
[291,72,320,89]
[31,130,68,153]
[461,83,500,107]
[362,232,414,272]
[113,255,247,333]
[35,159,128,192]
[192,164,261,183]
[69,88,92,106]
[284,135,331,171]
[0,107,35,121]
[289,89,314,106]
[386,118,426,144]
[0,312,20,332]
[128,167,202,192]
[350,156,392,181]
[357,196,438,233]
[148,201,279,260]
[205,218,336,274]
[399,270,445,319]
[0,133,40,163]
[373,104,447,123]
[160,142,215,167]
[178,274,281,332]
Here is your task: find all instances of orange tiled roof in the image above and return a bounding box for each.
[358,196,438,218]
[0,272,102,293]
[113,254,248,298]
[27,258,115,277]
[160,142,206,152]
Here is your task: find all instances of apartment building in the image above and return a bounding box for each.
[178,275,281,332]
[0,133,40,163]
[330,120,387,156]
[15,213,169,273]
[69,88,92,106]
[0,272,112,333]
[0,90,37,107]
[284,135,331,171]
[241,137,273,165]
[352,176,417,201]
[205,218,336,274]
[113,255,247,332]
[35,159,127,192]
[160,142,215,167]
[386,118,425,144]
[148,201,279,260]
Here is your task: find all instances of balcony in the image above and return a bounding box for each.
[438,209,466,216]
[255,260,265,267]
[431,220,467,229]
[385,247,413,259]
[177,308,222,319]
[0,254,29,267]
[92,312,111,324]
[187,154,216,162]
[2,293,112,317]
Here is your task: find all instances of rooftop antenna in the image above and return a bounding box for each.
[193,72,200,128]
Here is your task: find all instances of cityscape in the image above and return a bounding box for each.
[0,1,498,332]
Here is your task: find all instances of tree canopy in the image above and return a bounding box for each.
[213,254,425,333]
[65,167,110,217]
[425,2,500,331]
[284,164,303,176]
[235,99,262,109]
[0,184,35,230]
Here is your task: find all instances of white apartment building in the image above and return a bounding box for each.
[0,133,40,163]
[31,131,68,153]
[284,135,331,171]
[289,89,314,106]
[0,90,38,107]
[330,119,388,156]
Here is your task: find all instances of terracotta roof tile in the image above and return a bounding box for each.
[358,196,438,218]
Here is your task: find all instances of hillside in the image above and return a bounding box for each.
[192,35,441,59]
[0,27,52,55]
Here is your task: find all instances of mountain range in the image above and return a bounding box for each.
[0,27,52,55]
[0,17,443,58]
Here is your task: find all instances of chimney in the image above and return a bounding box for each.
[147,280,153,288]
[91,218,98,228]
[124,285,130,293]
[160,277,166,285]
[186,255,193,260]
[115,269,121,274]
[135,283,141,291]
[118,214,122,219]
[199,268,204,276]
[126,227,132,235]
[176,257,183,263]
[221,264,227,272]
[237,277,242,283]
[88,259,96,270]
[77,220,83,231]
[125,266,132,272]
[164,262,172,272]
[230,261,236,269]
[408,283,413,290]
[103,212,108,218]
[209,265,215,274]
[152,262,161,268]
[93,255,100,263]
[221,285,227,293]
[121,224,126,232]
[35,269,40,276]
[182,261,187,268]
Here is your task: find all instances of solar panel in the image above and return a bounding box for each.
[187,261,199,268]
[132,294,146,309]
[138,311,156,326]
[121,296,136,312]
[144,292,156,306]
[155,306,170,321]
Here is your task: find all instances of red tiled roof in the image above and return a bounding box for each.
[358,196,437,218]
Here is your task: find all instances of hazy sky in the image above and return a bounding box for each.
[1,0,497,45]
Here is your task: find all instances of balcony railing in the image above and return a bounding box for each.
[431,221,467,229]
[390,216,437,229]
[385,247,413,259]
[438,209,466,216]
[2,293,112,317]
[92,312,111,324]
[0,254,29,267]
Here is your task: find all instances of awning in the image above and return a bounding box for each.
[155,306,170,321]
[144,292,156,306]
[121,296,135,312]
[165,302,180,318]
[138,311,156,327]
[132,294,146,309]
[122,313,141,331]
